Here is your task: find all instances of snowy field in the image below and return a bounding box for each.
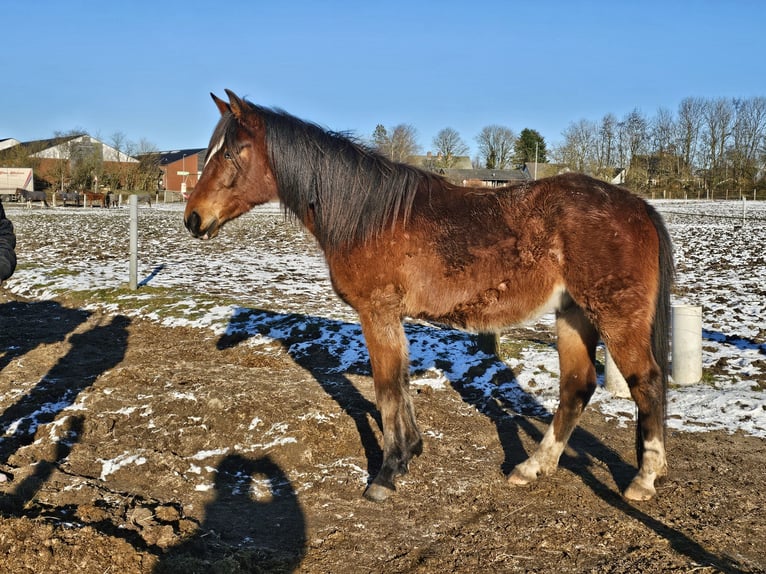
[3,198,765,438]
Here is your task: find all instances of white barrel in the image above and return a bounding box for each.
[672,305,702,385]
[604,348,631,398]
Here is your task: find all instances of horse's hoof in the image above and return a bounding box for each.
[507,461,539,486]
[363,483,395,502]
[507,470,532,486]
[624,478,656,501]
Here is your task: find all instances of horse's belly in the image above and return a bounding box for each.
[407,276,567,331]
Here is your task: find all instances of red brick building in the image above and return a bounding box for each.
[157,149,205,195]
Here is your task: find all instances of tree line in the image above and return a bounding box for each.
[5,95,764,199]
[372,123,548,170]
[556,96,766,198]
[371,95,766,198]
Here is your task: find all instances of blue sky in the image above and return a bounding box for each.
[2,0,763,157]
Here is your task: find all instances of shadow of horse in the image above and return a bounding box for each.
[0,300,91,373]
[1,301,307,571]
[154,454,306,573]
[0,301,130,502]
[215,306,745,573]
[703,329,766,356]
[215,307,634,488]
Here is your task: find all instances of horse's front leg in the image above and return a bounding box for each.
[358,305,423,502]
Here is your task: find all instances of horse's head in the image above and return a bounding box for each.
[184,90,278,239]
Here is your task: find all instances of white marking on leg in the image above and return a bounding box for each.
[509,425,566,485]
[625,436,667,500]
[640,436,667,477]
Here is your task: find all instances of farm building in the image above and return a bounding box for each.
[0,138,21,152]
[439,167,529,187]
[0,135,138,192]
[154,148,206,195]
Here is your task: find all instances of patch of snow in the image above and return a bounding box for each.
[99,452,148,481]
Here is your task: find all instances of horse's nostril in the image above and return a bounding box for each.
[186,211,202,235]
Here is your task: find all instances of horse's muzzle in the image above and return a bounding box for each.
[184,210,218,239]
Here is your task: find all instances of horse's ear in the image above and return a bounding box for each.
[211,93,230,116]
[225,89,247,121]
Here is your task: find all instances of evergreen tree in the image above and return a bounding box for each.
[514,128,547,165]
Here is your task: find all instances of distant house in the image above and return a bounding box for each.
[439,168,529,187]
[155,148,206,195]
[606,167,627,185]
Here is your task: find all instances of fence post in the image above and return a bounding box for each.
[477,332,499,357]
[129,194,138,290]
[742,196,746,226]
[672,305,702,385]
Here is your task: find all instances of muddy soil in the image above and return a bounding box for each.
[0,291,764,573]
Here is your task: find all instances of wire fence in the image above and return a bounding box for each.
[657,200,766,223]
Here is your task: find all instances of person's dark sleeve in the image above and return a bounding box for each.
[0,202,17,281]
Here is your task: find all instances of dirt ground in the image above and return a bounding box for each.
[0,290,764,573]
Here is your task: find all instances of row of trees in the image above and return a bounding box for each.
[556,97,766,198]
[6,95,764,198]
[371,96,766,198]
[372,123,548,170]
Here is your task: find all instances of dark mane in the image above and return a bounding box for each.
[215,101,444,250]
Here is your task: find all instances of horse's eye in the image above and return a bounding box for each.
[223,151,232,160]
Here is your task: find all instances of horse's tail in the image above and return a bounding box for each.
[647,203,675,425]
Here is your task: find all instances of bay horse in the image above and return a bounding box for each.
[184,90,674,503]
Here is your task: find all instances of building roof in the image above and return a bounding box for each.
[0,138,20,152]
[522,162,571,180]
[440,168,529,185]
[156,148,206,166]
[1,134,138,163]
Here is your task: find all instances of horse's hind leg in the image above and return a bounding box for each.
[358,306,423,502]
[608,339,667,501]
[509,303,598,486]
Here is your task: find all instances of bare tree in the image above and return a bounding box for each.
[731,97,766,191]
[123,138,160,191]
[475,125,516,169]
[676,97,704,183]
[431,127,469,168]
[557,119,597,172]
[650,107,678,189]
[50,128,88,191]
[618,109,648,187]
[101,131,130,190]
[701,98,734,184]
[372,124,420,163]
[109,131,127,162]
[596,113,618,172]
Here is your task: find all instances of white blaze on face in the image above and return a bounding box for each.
[204,136,224,168]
